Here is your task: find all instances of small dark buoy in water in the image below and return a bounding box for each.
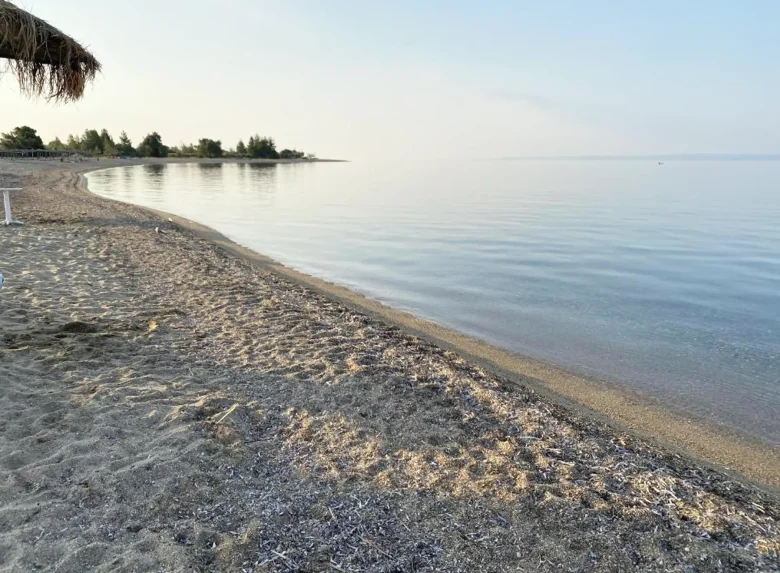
[658,161,664,165]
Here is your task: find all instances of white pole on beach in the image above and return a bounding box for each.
[2,188,23,226]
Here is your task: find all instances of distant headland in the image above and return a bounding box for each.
[0,125,321,160]
[501,154,780,161]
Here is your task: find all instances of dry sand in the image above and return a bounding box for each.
[0,158,779,572]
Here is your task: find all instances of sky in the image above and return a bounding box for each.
[1,0,779,160]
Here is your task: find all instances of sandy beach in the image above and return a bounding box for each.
[1,158,779,572]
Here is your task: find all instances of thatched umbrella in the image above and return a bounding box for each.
[0,0,100,102]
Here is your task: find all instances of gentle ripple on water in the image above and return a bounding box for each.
[87,160,780,446]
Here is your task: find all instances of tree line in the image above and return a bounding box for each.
[0,126,314,160]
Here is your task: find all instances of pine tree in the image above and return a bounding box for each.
[116,131,136,156]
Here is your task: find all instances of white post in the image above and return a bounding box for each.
[3,190,11,225]
[1,188,22,226]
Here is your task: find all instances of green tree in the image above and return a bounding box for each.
[65,134,82,150]
[100,129,116,155]
[47,137,66,150]
[137,132,169,157]
[0,126,45,149]
[280,148,305,159]
[247,135,279,159]
[115,131,135,156]
[235,140,247,156]
[178,142,197,156]
[81,129,103,154]
[197,139,223,158]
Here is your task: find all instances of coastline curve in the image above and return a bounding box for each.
[77,159,780,492]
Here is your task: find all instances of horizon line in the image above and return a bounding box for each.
[500,153,780,161]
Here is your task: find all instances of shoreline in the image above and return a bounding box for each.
[77,159,780,492]
[146,205,780,490]
[2,157,779,570]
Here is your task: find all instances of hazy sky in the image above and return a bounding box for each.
[1,1,778,159]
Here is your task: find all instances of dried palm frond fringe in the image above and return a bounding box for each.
[0,0,99,101]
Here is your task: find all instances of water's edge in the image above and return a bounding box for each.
[78,162,780,492]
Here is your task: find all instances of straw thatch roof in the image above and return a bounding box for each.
[0,0,99,101]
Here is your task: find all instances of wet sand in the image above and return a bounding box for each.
[1,158,779,571]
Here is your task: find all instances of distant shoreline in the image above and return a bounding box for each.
[102,157,349,164]
[501,154,780,161]
[0,153,348,164]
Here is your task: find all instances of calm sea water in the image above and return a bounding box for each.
[87,160,780,445]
